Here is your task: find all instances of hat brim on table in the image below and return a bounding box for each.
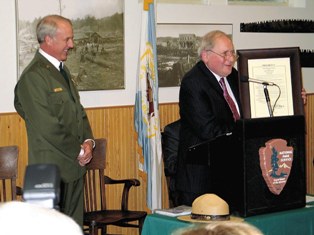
[177,215,243,223]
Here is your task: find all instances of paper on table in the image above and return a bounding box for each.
[154,205,192,217]
[306,194,314,206]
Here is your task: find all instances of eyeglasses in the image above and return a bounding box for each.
[206,49,239,60]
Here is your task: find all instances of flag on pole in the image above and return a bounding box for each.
[134,0,162,211]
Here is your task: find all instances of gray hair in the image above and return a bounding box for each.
[36,15,72,44]
[197,30,232,57]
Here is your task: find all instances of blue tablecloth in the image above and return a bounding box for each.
[142,206,314,235]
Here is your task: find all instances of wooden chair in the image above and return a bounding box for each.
[83,138,147,235]
[0,145,22,202]
[161,120,181,208]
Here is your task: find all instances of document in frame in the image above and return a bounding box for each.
[248,58,294,118]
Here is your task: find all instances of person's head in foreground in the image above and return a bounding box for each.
[173,221,263,235]
[0,201,83,235]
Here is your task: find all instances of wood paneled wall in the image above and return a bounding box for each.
[0,103,179,234]
[0,98,313,234]
[305,96,314,195]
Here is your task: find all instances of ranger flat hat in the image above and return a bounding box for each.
[177,194,243,223]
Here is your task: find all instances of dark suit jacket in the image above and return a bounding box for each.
[14,51,94,183]
[176,60,242,195]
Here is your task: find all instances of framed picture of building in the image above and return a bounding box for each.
[156,23,233,87]
[16,0,124,91]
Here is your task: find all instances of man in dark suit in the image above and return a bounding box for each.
[176,30,242,206]
[14,15,94,227]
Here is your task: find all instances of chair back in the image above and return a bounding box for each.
[0,145,19,202]
[162,120,180,207]
[84,138,107,212]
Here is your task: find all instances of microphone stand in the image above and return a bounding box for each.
[263,84,273,117]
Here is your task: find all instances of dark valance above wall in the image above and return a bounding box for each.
[240,19,314,33]
[240,19,314,67]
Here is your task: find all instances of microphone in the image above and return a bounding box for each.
[240,75,281,117]
[241,76,275,86]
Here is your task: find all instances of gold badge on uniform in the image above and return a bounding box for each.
[54,87,63,92]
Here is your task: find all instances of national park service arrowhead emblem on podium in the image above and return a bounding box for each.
[259,139,293,195]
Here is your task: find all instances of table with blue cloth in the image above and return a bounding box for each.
[141,205,314,235]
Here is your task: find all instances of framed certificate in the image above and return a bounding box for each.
[237,47,304,119]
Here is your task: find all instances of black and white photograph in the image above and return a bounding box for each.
[16,0,124,91]
[157,23,233,87]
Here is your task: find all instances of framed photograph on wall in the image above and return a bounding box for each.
[237,47,304,119]
[16,0,124,91]
[157,23,233,87]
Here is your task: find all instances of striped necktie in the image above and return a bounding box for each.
[219,77,240,121]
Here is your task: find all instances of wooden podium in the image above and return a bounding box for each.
[203,115,306,217]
